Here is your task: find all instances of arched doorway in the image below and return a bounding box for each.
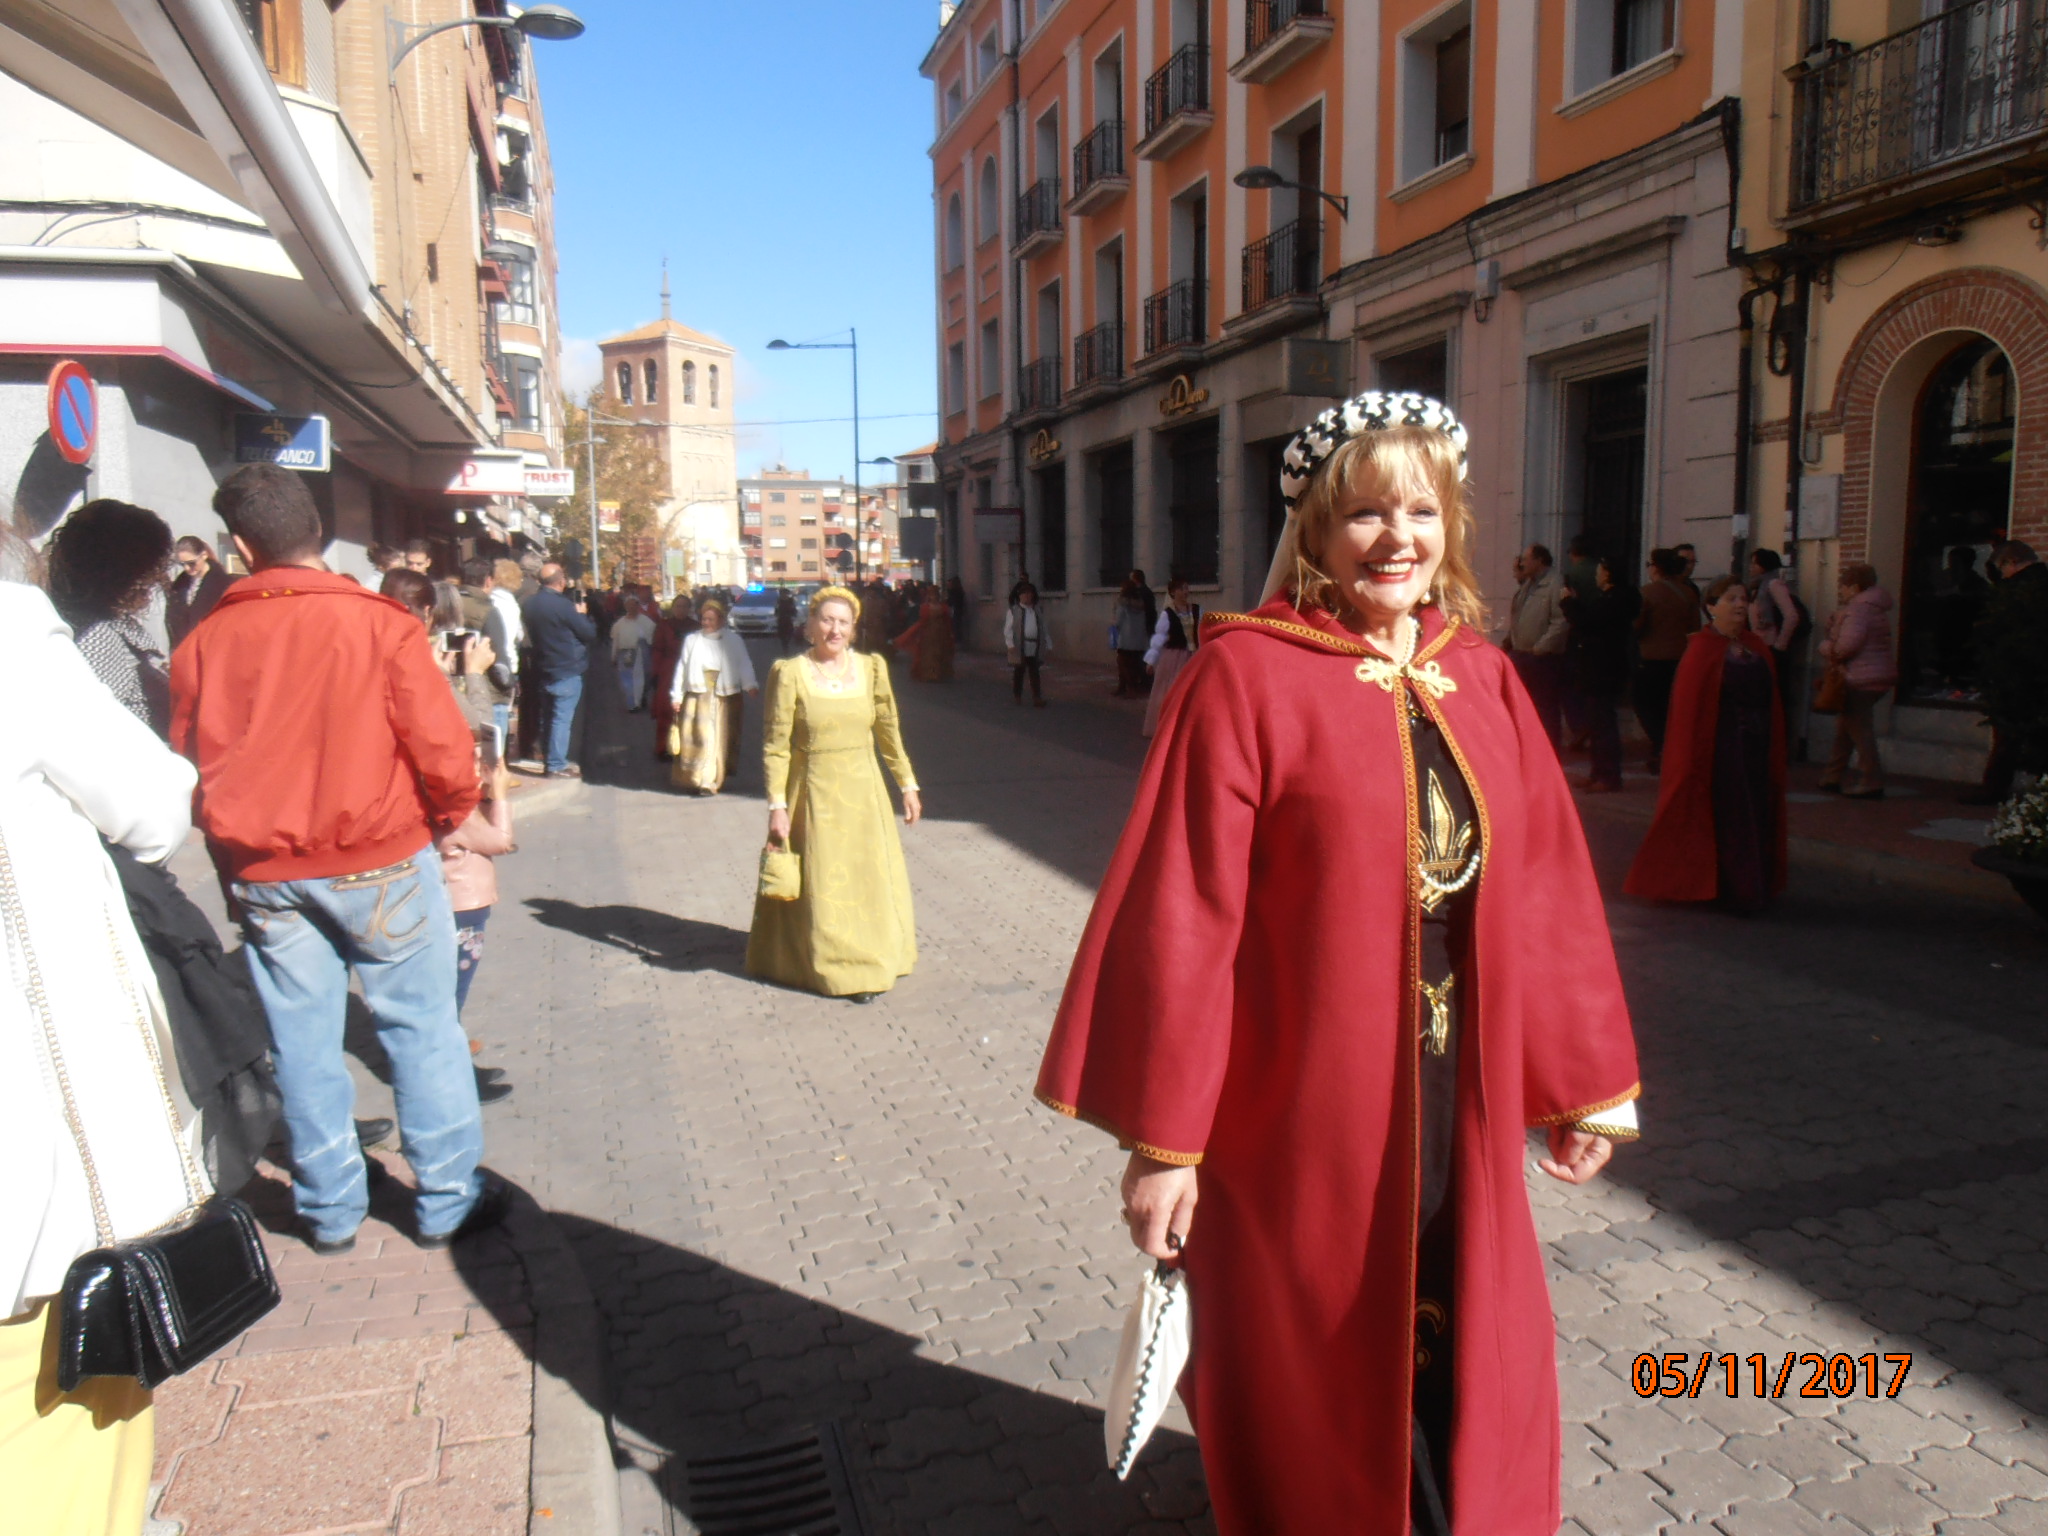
[1899,337,2014,703]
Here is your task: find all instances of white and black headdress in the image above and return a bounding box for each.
[1278,391,1469,510]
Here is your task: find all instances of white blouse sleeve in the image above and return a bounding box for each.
[1143,610,1172,668]
[727,632,759,692]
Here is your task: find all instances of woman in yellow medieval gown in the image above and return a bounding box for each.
[747,587,922,1002]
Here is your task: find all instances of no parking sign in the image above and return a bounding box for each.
[47,360,96,465]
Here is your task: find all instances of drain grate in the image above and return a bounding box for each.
[669,1423,867,1536]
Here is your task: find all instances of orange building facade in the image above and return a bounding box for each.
[922,0,1746,641]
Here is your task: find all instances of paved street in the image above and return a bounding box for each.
[468,641,2048,1536]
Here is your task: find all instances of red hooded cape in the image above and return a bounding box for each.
[1624,629,1788,902]
[1036,601,1640,1536]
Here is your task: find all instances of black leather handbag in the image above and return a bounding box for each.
[2,828,280,1392]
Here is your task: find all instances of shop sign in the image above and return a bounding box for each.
[1158,374,1210,418]
[234,412,330,472]
[47,360,98,465]
[442,452,526,495]
[524,466,576,498]
[1028,429,1062,465]
[974,507,1023,545]
[598,501,621,532]
[1283,338,1350,398]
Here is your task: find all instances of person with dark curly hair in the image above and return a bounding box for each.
[46,499,175,737]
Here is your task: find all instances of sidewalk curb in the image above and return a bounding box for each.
[508,776,590,820]
[1578,795,2022,907]
[503,1188,622,1536]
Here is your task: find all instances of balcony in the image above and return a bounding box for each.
[1014,177,1063,257]
[1068,120,1129,215]
[1142,278,1206,359]
[1232,0,1334,85]
[1790,0,2048,228]
[1018,354,1063,418]
[1241,219,1322,313]
[1138,44,1213,159]
[1071,320,1125,396]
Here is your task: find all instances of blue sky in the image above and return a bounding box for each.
[535,1,943,481]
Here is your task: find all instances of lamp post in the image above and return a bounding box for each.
[1232,164,1350,221]
[387,3,586,80]
[766,330,868,580]
[576,406,660,586]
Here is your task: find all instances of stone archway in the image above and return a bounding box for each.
[1817,267,2048,564]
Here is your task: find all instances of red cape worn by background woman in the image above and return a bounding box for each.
[1037,600,1640,1535]
[1624,628,1787,902]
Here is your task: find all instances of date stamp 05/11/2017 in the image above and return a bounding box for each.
[1632,1352,1913,1400]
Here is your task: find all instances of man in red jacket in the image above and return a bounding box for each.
[171,464,501,1256]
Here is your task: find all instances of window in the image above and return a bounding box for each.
[235,0,305,88]
[1569,0,1677,96]
[977,27,1000,86]
[1376,338,1450,402]
[947,341,967,412]
[616,361,633,404]
[508,357,543,432]
[1034,104,1060,185]
[801,516,819,526]
[769,538,788,549]
[800,493,818,502]
[496,252,537,325]
[644,359,659,404]
[770,560,788,572]
[1397,4,1474,185]
[980,319,1001,398]
[945,193,966,270]
[978,157,1000,243]
[801,538,819,550]
[709,365,719,407]
[769,514,787,527]
[945,76,964,123]
[769,491,786,502]
[682,359,696,404]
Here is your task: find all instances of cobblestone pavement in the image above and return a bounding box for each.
[464,643,2048,1536]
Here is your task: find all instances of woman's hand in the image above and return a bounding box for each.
[747,686,761,696]
[1122,1152,1197,1259]
[1539,1128,1615,1185]
[901,789,923,826]
[767,807,792,847]
[465,634,497,675]
[488,760,513,802]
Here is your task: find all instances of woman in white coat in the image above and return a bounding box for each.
[669,598,759,794]
[0,529,208,1534]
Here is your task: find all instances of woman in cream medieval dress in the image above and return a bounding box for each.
[1037,392,1642,1536]
[668,598,757,795]
[747,588,922,1002]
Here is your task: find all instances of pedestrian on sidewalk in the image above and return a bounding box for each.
[521,563,596,778]
[170,462,504,1257]
[437,755,516,1104]
[1562,556,1638,793]
[1634,548,1703,773]
[46,498,177,738]
[490,558,526,751]
[1039,391,1640,1536]
[1112,569,1156,698]
[748,587,921,1003]
[650,594,695,761]
[1817,563,1896,800]
[669,598,758,796]
[1560,534,1601,751]
[896,582,955,682]
[168,534,232,648]
[1627,576,1787,912]
[458,558,517,753]
[1004,582,1052,706]
[774,588,798,654]
[1745,547,1807,725]
[1141,577,1201,737]
[1503,542,1569,747]
[945,574,971,649]
[1,529,215,1533]
[1962,541,2048,804]
[612,595,656,711]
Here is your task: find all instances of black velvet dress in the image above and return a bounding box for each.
[1711,644,1778,912]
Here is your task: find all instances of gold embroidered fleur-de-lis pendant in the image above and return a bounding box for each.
[1419,975,1454,1056]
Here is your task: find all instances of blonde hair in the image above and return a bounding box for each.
[811,584,862,621]
[697,596,727,619]
[1264,427,1485,630]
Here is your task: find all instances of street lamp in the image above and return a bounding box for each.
[1233,164,1350,221]
[766,330,869,579]
[576,406,660,587]
[388,4,586,80]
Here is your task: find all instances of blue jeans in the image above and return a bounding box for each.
[491,700,511,759]
[235,850,484,1243]
[542,673,582,773]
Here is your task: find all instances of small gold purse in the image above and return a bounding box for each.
[759,844,802,902]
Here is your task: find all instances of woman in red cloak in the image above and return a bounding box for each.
[1036,392,1642,1536]
[1625,576,1787,910]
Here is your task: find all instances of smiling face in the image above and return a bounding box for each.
[699,605,724,633]
[1709,581,1749,636]
[809,597,856,657]
[1317,461,1448,629]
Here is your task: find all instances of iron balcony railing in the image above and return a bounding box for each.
[1144,44,1210,139]
[1073,320,1124,388]
[1015,176,1062,246]
[1143,278,1206,354]
[1242,218,1322,312]
[1792,0,2048,212]
[1072,119,1126,198]
[1019,354,1062,414]
[1245,0,1327,57]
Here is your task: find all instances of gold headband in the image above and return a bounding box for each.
[812,584,862,620]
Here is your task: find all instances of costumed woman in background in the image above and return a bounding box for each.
[1140,576,1202,739]
[1626,575,1786,912]
[1036,392,1642,1536]
[748,587,921,1003]
[668,598,757,795]
[896,582,955,683]
[649,594,697,762]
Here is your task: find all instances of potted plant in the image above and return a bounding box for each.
[1972,780,2048,918]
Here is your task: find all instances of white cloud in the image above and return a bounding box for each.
[561,337,602,398]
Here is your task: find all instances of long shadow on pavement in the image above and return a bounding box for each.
[523,898,750,977]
